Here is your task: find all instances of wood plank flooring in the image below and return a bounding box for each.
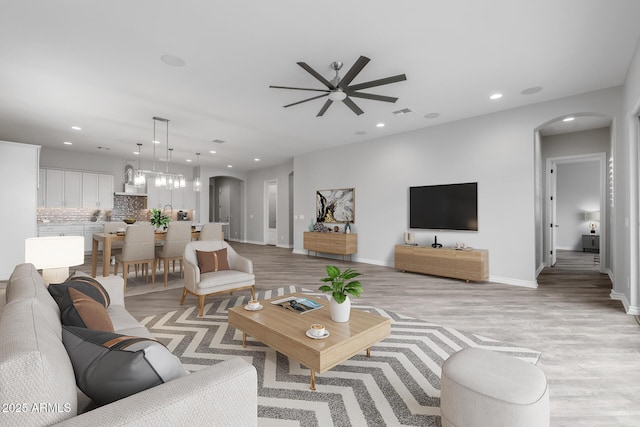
[61,245,640,425]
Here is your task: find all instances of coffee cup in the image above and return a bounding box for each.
[247,299,260,309]
[310,324,326,337]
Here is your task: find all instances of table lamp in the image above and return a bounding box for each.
[584,211,600,234]
[25,236,85,285]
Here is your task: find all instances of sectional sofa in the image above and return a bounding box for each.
[0,263,257,426]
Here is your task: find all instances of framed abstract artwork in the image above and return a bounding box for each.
[316,188,355,223]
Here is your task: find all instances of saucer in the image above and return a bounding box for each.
[306,329,330,340]
[244,304,263,311]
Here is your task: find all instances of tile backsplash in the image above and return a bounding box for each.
[38,195,148,223]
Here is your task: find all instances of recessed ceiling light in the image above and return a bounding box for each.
[160,54,186,67]
[153,140,160,144]
[254,158,260,162]
[209,150,216,154]
[133,151,140,155]
[71,126,81,131]
[186,159,192,162]
[376,123,385,128]
[563,117,575,122]
[489,93,503,100]
[424,113,440,119]
[227,165,233,168]
[521,86,543,95]
[63,141,72,145]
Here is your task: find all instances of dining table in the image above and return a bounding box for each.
[91,230,201,277]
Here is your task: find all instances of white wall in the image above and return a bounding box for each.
[294,86,624,287]
[0,141,39,280]
[556,161,600,250]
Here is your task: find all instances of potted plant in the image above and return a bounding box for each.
[319,265,363,322]
[149,208,170,230]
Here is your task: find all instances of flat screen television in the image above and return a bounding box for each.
[409,182,478,231]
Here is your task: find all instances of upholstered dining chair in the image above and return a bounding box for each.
[181,240,255,316]
[114,223,156,292]
[199,223,223,240]
[156,222,192,287]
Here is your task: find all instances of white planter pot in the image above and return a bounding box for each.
[329,295,351,323]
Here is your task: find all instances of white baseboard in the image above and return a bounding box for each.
[489,276,538,288]
[535,263,545,277]
[610,290,640,315]
[276,243,293,249]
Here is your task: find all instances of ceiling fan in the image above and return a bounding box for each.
[270,55,407,117]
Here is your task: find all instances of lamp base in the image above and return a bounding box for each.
[42,267,70,286]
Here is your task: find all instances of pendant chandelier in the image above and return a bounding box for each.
[134,143,146,187]
[193,152,201,192]
[151,116,185,189]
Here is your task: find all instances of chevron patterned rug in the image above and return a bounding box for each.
[141,286,541,427]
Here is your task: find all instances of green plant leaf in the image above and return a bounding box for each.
[325,265,340,279]
[332,292,346,304]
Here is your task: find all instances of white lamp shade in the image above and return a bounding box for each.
[584,211,600,221]
[25,236,84,270]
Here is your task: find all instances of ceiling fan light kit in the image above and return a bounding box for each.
[270,55,407,117]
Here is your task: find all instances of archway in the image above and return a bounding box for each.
[208,175,245,242]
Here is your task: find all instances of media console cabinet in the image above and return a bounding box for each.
[394,245,489,282]
[303,231,357,261]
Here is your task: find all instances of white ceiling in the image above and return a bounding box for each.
[1,1,638,171]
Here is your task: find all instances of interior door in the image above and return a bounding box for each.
[219,185,230,240]
[548,161,558,266]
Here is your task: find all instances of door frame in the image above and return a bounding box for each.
[545,152,607,272]
[264,179,277,245]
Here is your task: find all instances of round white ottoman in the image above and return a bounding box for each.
[440,348,549,427]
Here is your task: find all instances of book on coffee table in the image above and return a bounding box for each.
[271,296,323,314]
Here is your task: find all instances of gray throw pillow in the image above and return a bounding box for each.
[62,326,187,405]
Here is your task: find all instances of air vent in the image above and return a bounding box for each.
[392,108,413,116]
[97,146,111,151]
[211,139,226,144]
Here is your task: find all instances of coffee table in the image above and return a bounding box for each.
[228,292,391,390]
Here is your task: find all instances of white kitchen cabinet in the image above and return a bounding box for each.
[82,173,114,209]
[44,169,83,207]
[37,168,46,208]
[146,184,173,210]
[38,224,84,237]
[84,224,104,252]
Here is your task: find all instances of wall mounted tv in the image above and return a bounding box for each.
[409,182,478,231]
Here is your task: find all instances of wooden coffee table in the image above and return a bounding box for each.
[228,292,391,390]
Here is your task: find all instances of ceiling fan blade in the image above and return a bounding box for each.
[347,74,407,91]
[270,85,330,93]
[342,97,364,116]
[283,93,329,108]
[346,91,399,103]
[338,56,370,89]
[297,62,335,89]
[316,99,333,117]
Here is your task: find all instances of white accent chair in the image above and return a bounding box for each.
[182,240,255,316]
[199,222,223,240]
[156,222,192,287]
[114,223,156,292]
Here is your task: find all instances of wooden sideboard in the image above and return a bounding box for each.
[394,245,489,282]
[303,232,357,261]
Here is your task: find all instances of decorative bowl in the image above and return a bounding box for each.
[123,218,136,224]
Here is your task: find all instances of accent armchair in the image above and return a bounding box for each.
[182,240,256,316]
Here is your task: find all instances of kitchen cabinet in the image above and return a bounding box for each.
[37,168,46,208]
[82,173,114,209]
[84,224,104,252]
[38,224,84,237]
[45,169,83,207]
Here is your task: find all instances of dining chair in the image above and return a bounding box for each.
[199,223,223,240]
[114,223,156,292]
[156,222,192,287]
[103,222,126,263]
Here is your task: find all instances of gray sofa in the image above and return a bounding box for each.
[0,263,257,426]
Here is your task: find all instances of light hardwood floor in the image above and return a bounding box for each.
[109,244,640,425]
